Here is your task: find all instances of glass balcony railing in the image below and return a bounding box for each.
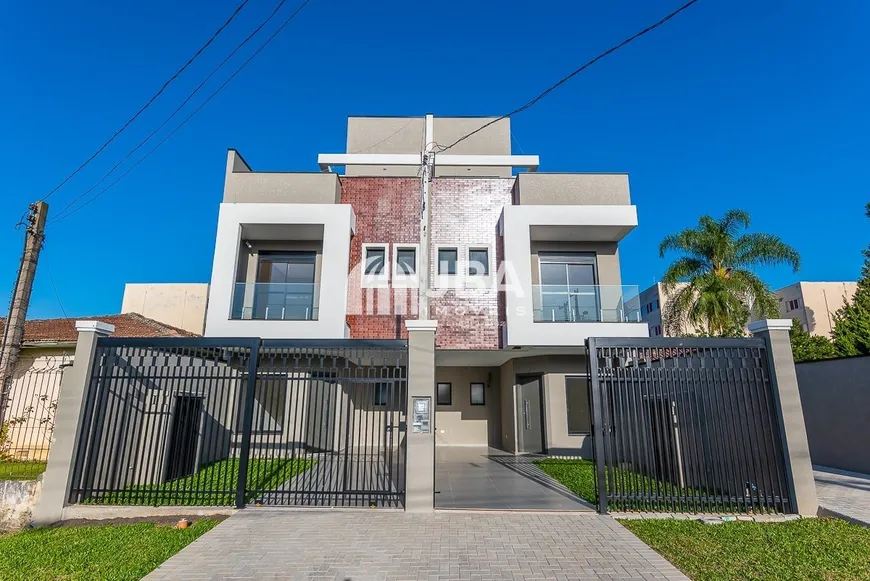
[231,283,318,321]
[532,285,641,323]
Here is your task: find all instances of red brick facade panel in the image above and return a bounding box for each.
[341,177,420,339]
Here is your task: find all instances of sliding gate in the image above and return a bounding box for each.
[68,338,408,509]
[587,337,792,514]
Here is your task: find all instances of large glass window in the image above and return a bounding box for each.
[538,252,598,322]
[438,248,458,275]
[565,376,591,434]
[255,252,316,320]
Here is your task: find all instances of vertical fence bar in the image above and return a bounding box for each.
[235,340,260,509]
[587,339,608,514]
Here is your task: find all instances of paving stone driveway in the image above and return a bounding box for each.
[145,509,688,581]
[815,467,870,527]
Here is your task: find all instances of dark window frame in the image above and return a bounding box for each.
[396,247,417,275]
[436,382,452,406]
[468,248,490,276]
[364,246,387,275]
[373,382,389,406]
[470,382,485,405]
[438,248,458,275]
[565,375,592,435]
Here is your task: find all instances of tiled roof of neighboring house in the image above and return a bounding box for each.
[0,313,199,345]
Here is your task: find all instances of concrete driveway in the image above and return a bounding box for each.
[435,446,594,510]
[144,509,687,580]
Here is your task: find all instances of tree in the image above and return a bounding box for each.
[789,319,837,362]
[659,209,800,336]
[831,203,870,356]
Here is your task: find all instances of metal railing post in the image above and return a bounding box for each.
[587,338,608,514]
[235,339,261,509]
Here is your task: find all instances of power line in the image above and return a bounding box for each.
[435,0,702,154]
[50,0,291,221]
[45,262,69,320]
[40,0,251,202]
[50,0,314,223]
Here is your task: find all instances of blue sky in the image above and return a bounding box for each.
[1,0,867,319]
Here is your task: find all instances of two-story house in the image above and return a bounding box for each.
[203,114,647,459]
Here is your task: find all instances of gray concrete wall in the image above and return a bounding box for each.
[405,323,437,512]
[0,479,41,531]
[797,356,870,475]
[344,116,512,177]
[529,241,622,287]
[499,360,517,453]
[432,117,511,177]
[515,173,631,205]
[224,166,341,204]
[434,367,501,448]
[345,116,425,177]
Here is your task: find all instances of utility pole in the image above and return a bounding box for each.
[0,201,48,425]
[418,114,434,320]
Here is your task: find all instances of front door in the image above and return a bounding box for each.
[516,376,544,454]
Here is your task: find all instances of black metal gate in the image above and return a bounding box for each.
[587,337,792,514]
[68,338,407,509]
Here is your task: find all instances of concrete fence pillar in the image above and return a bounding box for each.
[404,320,437,512]
[748,318,819,516]
[32,321,114,526]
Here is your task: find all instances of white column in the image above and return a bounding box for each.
[32,321,114,526]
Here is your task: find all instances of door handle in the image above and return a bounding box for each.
[523,399,531,430]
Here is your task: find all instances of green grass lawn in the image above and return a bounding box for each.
[0,459,46,481]
[87,457,313,506]
[0,520,218,581]
[535,458,598,504]
[536,458,724,512]
[622,517,870,581]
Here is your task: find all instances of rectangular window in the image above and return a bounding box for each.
[538,252,598,322]
[438,248,458,275]
[468,248,489,276]
[373,382,389,406]
[787,298,800,312]
[396,248,417,275]
[470,382,485,405]
[364,247,386,275]
[654,299,660,310]
[436,382,452,406]
[565,376,591,435]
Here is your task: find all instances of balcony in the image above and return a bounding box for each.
[231,283,318,321]
[532,285,641,323]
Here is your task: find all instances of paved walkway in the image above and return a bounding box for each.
[435,447,593,511]
[145,510,688,580]
[814,466,870,527]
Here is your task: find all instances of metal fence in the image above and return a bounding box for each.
[1,355,66,480]
[587,337,792,514]
[68,338,408,508]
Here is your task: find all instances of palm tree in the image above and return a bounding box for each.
[658,209,800,336]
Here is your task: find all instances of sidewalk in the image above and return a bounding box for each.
[814,466,870,527]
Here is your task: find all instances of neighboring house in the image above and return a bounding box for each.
[202,114,647,457]
[0,313,197,463]
[771,281,856,337]
[638,282,709,337]
[120,283,209,335]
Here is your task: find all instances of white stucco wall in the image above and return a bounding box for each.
[204,203,355,339]
[501,205,647,346]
